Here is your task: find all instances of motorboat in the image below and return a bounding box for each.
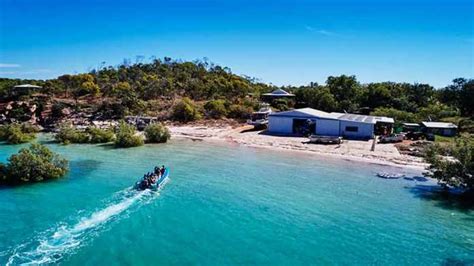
[135,167,170,191]
[376,172,405,179]
[308,135,342,144]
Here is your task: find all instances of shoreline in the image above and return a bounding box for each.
[167,123,428,171]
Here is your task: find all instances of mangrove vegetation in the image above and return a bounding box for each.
[0,144,69,185]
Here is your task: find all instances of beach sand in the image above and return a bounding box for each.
[167,122,427,170]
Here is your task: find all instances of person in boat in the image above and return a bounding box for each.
[160,165,165,175]
[139,178,149,190]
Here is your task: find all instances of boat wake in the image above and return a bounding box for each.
[6,188,158,265]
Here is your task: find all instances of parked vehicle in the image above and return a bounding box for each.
[379,133,404,143]
[247,104,272,128]
[405,131,424,140]
[425,133,435,141]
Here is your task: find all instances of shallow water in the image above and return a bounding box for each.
[0,135,473,265]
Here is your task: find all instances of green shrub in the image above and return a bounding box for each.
[204,99,228,118]
[271,98,293,111]
[371,107,417,126]
[0,143,69,185]
[144,123,170,143]
[458,118,474,134]
[20,123,41,133]
[87,127,115,143]
[228,104,254,119]
[0,125,7,141]
[424,137,474,192]
[55,124,89,144]
[114,121,144,148]
[0,123,36,144]
[171,97,201,122]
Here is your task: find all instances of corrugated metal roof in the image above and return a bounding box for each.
[373,116,395,124]
[270,108,339,119]
[403,123,420,127]
[262,89,295,97]
[337,113,376,124]
[13,84,42,89]
[421,122,458,129]
[270,108,394,124]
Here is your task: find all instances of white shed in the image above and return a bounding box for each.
[268,108,389,139]
[268,108,341,136]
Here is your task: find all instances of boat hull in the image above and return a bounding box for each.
[135,168,170,191]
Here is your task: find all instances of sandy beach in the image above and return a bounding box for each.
[167,122,428,170]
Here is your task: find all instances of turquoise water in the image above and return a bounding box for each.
[0,135,473,265]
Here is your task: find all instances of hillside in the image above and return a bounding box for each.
[0,57,472,132]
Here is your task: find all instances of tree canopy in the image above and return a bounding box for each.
[0,57,472,128]
[424,137,474,193]
[0,144,69,185]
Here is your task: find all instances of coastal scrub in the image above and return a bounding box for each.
[171,97,201,122]
[114,121,144,148]
[0,123,37,144]
[0,143,69,185]
[55,124,115,144]
[144,123,170,143]
[424,137,474,194]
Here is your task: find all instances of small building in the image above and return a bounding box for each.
[268,108,393,139]
[11,84,42,96]
[402,123,422,132]
[421,122,457,137]
[261,89,295,102]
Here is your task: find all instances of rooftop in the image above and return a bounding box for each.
[421,121,458,129]
[262,89,295,97]
[270,108,339,119]
[270,108,393,124]
[13,84,42,89]
[403,123,421,127]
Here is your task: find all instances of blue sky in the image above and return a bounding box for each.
[0,0,472,88]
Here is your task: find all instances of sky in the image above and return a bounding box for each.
[0,0,472,88]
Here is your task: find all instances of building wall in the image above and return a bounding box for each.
[268,116,293,134]
[424,127,457,137]
[339,121,374,139]
[443,128,457,136]
[315,119,340,136]
[268,115,375,139]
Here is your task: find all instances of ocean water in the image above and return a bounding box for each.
[0,135,473,265]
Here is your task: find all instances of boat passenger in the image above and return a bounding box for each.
[160,165,165,175]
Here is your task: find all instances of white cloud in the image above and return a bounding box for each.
[305,25,339,37]
[315,30,336,36]
[0,63,21,68]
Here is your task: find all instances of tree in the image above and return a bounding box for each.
[144,123,170,143]
[371,107,417,126]
[204,99,228,118]
[0,143,69,185]
[72,74,100,98]
[87,127,115,143]
[325,75,361,112]
[0,123,36,144]
[171,97,201,122]
[364,83,392,109]
[424,137,474,193]
[55,124,89,144]
[114,121,144,148]
[295,87,338,111]
[417,103,459,122]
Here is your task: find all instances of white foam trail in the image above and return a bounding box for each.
[7,189,157,265]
